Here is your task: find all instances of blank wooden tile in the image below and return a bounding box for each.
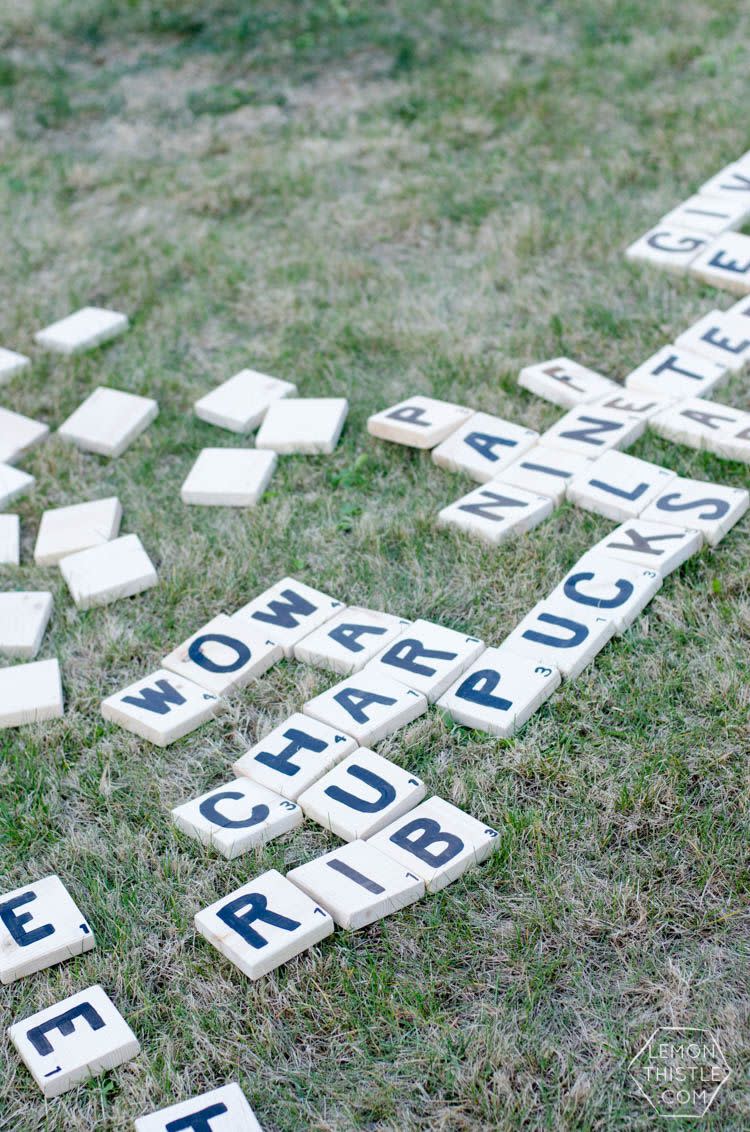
[660,194,750,235]
[101,669,221,747]
[58,386,158,458]
[625,344,730,399]
[298,748,425,841]
[163,613,282,696]
[640,476,749,546]
[303,670,427,745]
[689,232,750,294]
[181,448,277,507]
[8,984,139,1098]
[367,396,474,449]
[437,646,561,737]
[0,874,95,984]
[493,445,592,505]
[194,869,334,980]
[135,1083,264,1132]
[587,518,703,577]
[431,412,538,482]
[294,606,410,675]
[518,357,617,407]
[0,592,53,658]
[35,307,128,354]
[675,310,750,373]
[0,658,63,728]
[0,514,20,564]
[587,390,676,422]
[34,497,122,566]
[625,225,709,273]
[368,796,499,893]
[234,713,357,801]
[0,346,30,383]
[172,778,302,859]
[365,619,485,703]
[649,397,750,455]
[539,407,645,458]
[501,594,617,679]
[566,450,676,521]
[60,533,157,609]
[234,576,343,658]
[438,483,554,546]
[550,552,662,634]
[255,397,348,454]
[288,839,425,931]
[194,368,297,433]
[699,164,750,201]
[0,408,49,465]
[0,464,34,510]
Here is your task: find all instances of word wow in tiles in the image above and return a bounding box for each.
[566,450,676,522]
[58,386,158,458]
[438,483,553,546]
[162,614,282,695]
[135,1083,264,1132]
[501,593,616,679]
[640,476,749,546]
[194,368,297,433]
[234,714,356,800]
[172,779,302,859]
[0,658,63,727]
[437,647,561,737]
[539,407,645,457]
[295,606,410,675]
[0,874,94,984]
[364,619,484,702]
[181,449,277,507]
[367,396,474,449]
[101,670,222,747]
[625,344,729,399]
[518,357,617,407]
[549,554,662,634]
[304,670,427,745]
[34,496,122,566]
[35,307,128,353]
[431,412,538,481]
[255,397,348,454]
[235,577,342,658]
[60,533,157,609]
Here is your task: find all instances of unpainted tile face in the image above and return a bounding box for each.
[101,669,221,747]
[294,607,410,675]
[194,869,334,981]
[135,1083,264,1132]
[180,448,277,507]
[60,533,157,609]
[234,577,343,658]
[538,407,645,458]
[518,357,617,407]
[0,592,53,658]
[194,368,297,433]
[255,397,348,454]
[303,670,427,745]
[660,193,750,235]
[162,613,282,695]
[0,658,63,728]
[625,225,708,272]
[566,450,677,522]
[8,984,139,1098]
[34,497,122,566]
[172,779,302,859]
[648,397,750,455]
[699,164,750,201]
[501,595,617,679]
[58,386,158,458]
[368,796,499,893]
[625,345,729,399]
[287,839,425,931]
[0,875,95,985]
[493,445,592,505]
[437,483,553,546]
[298,748,426,841]
[431,412,538,481]
[365,619,485,703]
[639,476,749,547]
[675,310,750,373]
[0,464,34,511]
[587,519,703,577]
[233,713,357,801]
[34,307,128,354]
[0,408,49,465]
[0,346,30,384]
[550,552,662,634]
[438,646,560,738]
[367,396,474,449]
[689,232,750,294]
[0,514,20,564]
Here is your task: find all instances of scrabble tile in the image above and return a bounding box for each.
[0,514,19,564]
[234,577,343,658]
[538,407,645,458]
[437,646,561,737]
[58,386,158,458]
[566,450,676,522]
[365,619,485,702]
[8,984,139,1098]
[255,397,348,454]
[163,614,282,696]
[194,869,333,980]
[551,552,662,633]
[625,344,729,399]
[0,464,34,510]
[587,390,677,421]
[0,658,63,728]
[101,670,221,747]
[194,368,297,433]
[287,839,425,931]
[33,497,122,566]
[35,307,128,354]
[728,293,750,319]
[297,748,426,841]
[625,225,709,273]
[649,397,750,454]
[0,592,53,658]
[0,875,95,984]
[437,483,554,546]
[60,533,157,609]
[518,357,618,408]
[233,714,357,800]
[501,594,617,679]
[675,310,750,373]
[492,445,592,505]
[660,193,750,235]
[294,607,410,675]
[172,779,302,859]
[367,396,474,449]
[180,448,277,507]
[135,1083,264,1132]
[639,476,749,547]
[587,519,703,577]
[431,412,538,481]
[0,408,49,465]
[303,671,427,745]
[699,164,750,201]
[368,797,499,893]
[0,346,30,383]
[709,416,750,463]
[689,232,750,294]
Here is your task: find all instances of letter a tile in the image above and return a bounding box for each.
[303,671,427,745]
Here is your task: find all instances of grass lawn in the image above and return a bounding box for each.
[1,2,748,1128]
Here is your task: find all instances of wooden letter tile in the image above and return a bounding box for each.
[675,310,750,373]
[438,646,560,737]
[689,232,750,294]
[0,592,53,658]
[60,533,157,609]
[135,1084,264,1132]
[587,519,703,577]
[0,464,34,510]
[625,344,729,399]
[0,514,20,564]
[58,387,158,458]
[34,497,122,566]
[566,450,676,521]
[437,483,553,546]
[501,594,617,679]
[101,669,221,747]
[180,448,277,507]
[365,618,484,702]
[0,874,95,984]
[518,357,617,407]
[640,476,749,546]
[172,779,302,859]
[660,193,750,235]
[234,577,343,658]
[303,670,427,745]
[255,397,348,454]
[367,396,474,449]
[625,225,709,273]
[0,658,63,728]
[162,613,282,695]
[431,412,538,482]
[35,307,128,354]
[538,407,645,458]
[233,713,356,801]
[0,346,30,384]
[294,606,410,675]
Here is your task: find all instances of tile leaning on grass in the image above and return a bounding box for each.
[0,658,63,728]
[648,397,750,458]
[492,445,592,505]
[59,534,157,609]
[57,386,158,458]
[34,307,128,354]
[660,193,750,235]
[194,368,297,433]
[101,669,222,747]
[698,164,750,202]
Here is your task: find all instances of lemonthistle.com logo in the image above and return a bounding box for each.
[629,1027,731,1119]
